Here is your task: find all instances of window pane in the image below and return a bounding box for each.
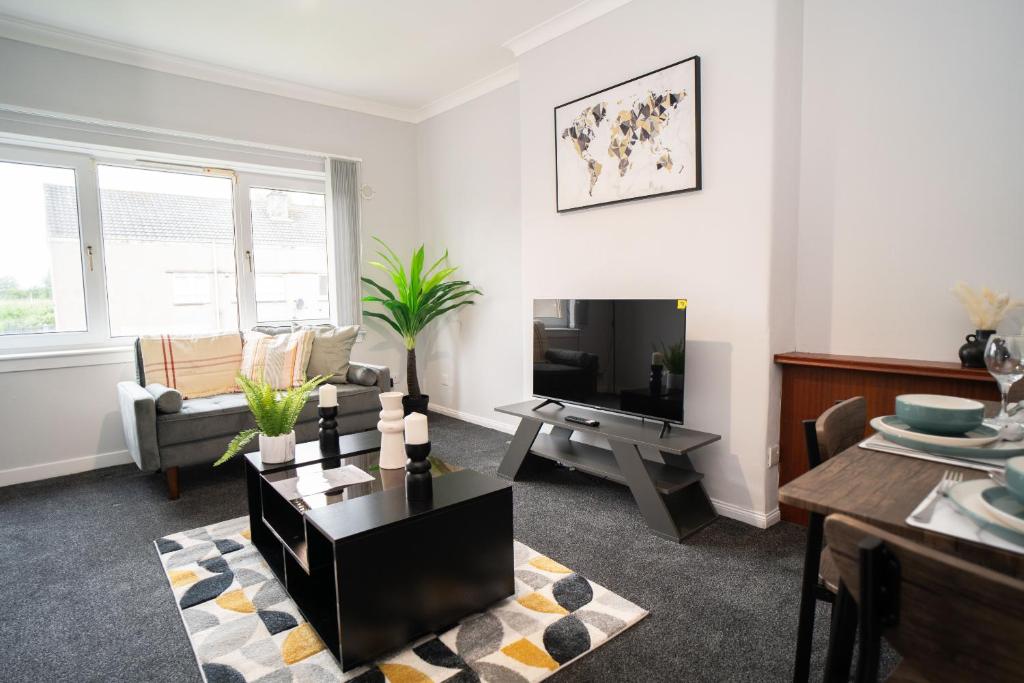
[250,188,329,323]
[98,166,238,336]
[0,161,87,335]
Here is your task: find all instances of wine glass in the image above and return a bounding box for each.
[983,334,1024,424]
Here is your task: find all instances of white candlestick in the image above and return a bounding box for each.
[404,412,429,445]
[318,384,337,407]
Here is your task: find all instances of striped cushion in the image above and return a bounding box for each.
[138,333,243,399]
[240,329,315,389]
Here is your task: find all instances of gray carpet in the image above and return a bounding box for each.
[1,414,848,682]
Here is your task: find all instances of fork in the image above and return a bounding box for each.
[911,470,963,524]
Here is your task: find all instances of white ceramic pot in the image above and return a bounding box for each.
[665,373,684,391]
[259,431,296,464]
[378,391,407,470]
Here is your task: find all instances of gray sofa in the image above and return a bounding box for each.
[118,338,390,499]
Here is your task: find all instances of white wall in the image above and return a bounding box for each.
[415,83,523,432]
[516,0,800,525]
[0,37,418,483]
[795,0,1024,360]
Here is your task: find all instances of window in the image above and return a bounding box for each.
[249,187,329,323]
[97,165,239,336]
[171,273,212,305]
[0,144,337,352]
[0,160,87,335]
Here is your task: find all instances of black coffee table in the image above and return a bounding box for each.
[243,431,514,671]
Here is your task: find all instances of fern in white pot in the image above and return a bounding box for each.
[214,374,329,466]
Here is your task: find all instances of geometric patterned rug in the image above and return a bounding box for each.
[155,517,647,683]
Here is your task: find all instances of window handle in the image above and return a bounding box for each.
[245,250,253,272]
[86,245,94,271]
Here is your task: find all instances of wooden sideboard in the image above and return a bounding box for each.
[775,352,1003,524]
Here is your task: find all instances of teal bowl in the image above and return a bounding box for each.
[895,394,985,435]
[1006,456,1024,502]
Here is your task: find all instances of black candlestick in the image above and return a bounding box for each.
[318,405,339,454]
[405,441,432,501]
[650,364,663,395]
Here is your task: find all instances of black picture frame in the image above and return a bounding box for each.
[554,55,702,213]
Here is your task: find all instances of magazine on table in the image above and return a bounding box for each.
[270,465,374,508]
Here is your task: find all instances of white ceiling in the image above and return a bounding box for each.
[0,0,631,122]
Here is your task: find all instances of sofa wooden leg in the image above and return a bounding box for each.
[165,467,180,500]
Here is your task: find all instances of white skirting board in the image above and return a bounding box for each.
[0,449,132,487]
[427,402,781,529]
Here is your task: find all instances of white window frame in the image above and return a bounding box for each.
[236,172,331,329]
[0,144,112,351]
[0,144,332,355]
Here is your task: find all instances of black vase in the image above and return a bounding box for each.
[402,394,430,416]
[958,329,996,368]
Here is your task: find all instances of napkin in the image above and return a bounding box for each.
[906,484,1024,554]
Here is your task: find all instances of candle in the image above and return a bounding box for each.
[652,351,664,366]
[404,412,429,445]
[318,384,337,408]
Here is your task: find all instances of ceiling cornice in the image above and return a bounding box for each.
[0,12,421,123]
[0,2,630,125]
[501,0,634,57]
[414,64,519,122]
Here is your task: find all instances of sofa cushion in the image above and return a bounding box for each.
[240,329,315,389]
[306,324,360,384]
[145,383,183,414]
[347,364,378,386]
[138,332,243,398]
[155,383,380,447]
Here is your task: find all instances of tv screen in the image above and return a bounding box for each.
[532,299,687,424]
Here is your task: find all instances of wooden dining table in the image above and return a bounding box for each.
[779,438,1024,578]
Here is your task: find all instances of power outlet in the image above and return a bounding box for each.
[440,373,451,387]
[767,444,780,468]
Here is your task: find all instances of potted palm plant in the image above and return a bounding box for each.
[213,374,329,466]
[361,237,481,415]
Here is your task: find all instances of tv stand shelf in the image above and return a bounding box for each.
[495,400,721,542]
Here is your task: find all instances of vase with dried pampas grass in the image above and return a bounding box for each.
[952,282,1023,368]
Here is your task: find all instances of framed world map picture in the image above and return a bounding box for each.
[555,56,701,212]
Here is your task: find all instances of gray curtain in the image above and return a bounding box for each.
[327,158,362,325]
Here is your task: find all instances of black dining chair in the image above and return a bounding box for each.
[824,513,1024,682]
[792,396,867,683]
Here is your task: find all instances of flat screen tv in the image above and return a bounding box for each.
[532,299,687,425]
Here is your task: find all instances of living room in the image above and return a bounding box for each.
[2,1,1023,681]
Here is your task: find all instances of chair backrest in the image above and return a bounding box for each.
[803,396,867,469]
[815,396,867,462]
[1009,377,1024,403]
[825,513,1024,683]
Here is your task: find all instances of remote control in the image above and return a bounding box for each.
[565,415,600,427]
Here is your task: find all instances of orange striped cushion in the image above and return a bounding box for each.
[138,333,243,399]
[240,329,315,389]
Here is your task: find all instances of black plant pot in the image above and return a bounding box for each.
[402,394,430,416]
[959,329,996,368]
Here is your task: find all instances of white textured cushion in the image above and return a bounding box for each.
[240,329,315,389]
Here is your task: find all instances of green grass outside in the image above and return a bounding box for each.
[0,298,56,334]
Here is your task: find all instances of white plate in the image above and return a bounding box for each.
[948,479,1024,544]
[871,415,1001,448]
[980,486,1024,535]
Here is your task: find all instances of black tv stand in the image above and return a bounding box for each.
[531,398,565,411]
[495,400,721,542]
[659,421,672,439]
